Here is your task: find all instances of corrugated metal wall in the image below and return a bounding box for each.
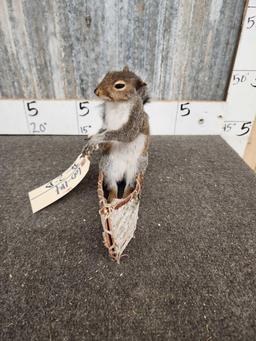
[0,0,245,100]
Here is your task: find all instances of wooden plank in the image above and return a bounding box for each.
[0,0,245,100]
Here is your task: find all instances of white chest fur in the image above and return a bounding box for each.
[101,100,146,185]
[106,133,146,184]
[104,101,132,130]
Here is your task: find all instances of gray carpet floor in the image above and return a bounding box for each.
[1,136,256,341]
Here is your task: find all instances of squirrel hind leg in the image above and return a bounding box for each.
[104,178,118,203]
[123,184,134,198]
[123,174,136,199]
[108,187,118,203]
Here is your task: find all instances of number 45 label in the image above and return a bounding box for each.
[223,121,252,137]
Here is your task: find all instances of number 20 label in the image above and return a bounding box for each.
[25,100,48,134]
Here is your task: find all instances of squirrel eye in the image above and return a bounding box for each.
[114,81,126,90]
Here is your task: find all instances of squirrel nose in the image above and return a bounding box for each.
[94,88,99,96]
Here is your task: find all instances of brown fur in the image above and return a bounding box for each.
[100,142,112,154]
[95,68,147,102]
[89,66,150,202]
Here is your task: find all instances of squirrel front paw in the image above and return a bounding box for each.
[81,143,97,157]
[85,129,107,146]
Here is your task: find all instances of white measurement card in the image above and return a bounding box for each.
[232,5,256,71]
[24,100,77,135]
[75,100,104,136]
[145,101,177,135]
[0,100,28,134]
[175,101,225,135]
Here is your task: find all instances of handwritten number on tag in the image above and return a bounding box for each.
[79,101,89,116]
[27,101,38,116]
[71,167,81,180]
[56,181,68,195]
[180,102,190,116]
[46,181,54,189]
[71,163,81,180]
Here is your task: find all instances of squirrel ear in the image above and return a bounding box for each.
[136,79,147,90]
[123,65,129,72]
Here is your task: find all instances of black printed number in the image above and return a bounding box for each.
[26,101,38,116]
[79,101,89,116]
[180,102,190,116]
[237,122,252,136]
[247,16,256,29]
[251,78,256,87]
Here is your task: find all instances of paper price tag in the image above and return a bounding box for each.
[28,154,90,213]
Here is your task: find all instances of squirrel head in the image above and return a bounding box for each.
[94,66,147,102]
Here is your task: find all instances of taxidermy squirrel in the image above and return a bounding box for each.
[83,66,150,202]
